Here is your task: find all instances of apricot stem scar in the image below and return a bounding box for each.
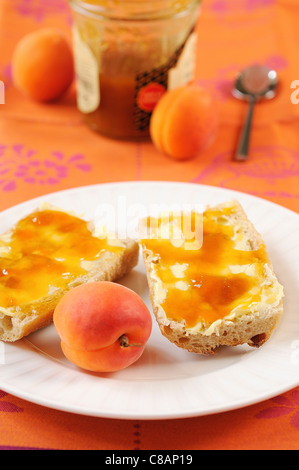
[118,334,143,348]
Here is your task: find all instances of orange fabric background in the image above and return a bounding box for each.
[0,0,299,450]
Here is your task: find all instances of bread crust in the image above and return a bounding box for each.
[141,200,284,355]
[0,210,139,342]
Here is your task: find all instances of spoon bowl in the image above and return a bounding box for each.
[233,64,278,161]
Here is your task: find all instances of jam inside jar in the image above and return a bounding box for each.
[69,0,201,140]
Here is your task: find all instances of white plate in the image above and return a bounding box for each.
[0,181,299,420]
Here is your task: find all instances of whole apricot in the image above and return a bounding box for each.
[12,28,74,102]
[150,84,218,160]
[53,282,152,373]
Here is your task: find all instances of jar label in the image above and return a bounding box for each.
[134,28,197,131]
[136,82,166,113]
[73,26,100,114]
[168,31,197,90]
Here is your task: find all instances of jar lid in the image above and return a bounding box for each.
[70,0,200,20]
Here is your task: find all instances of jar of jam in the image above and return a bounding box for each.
[69,0,201,140]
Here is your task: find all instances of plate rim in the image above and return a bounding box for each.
[1,180,298,218]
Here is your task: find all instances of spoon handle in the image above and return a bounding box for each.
[235,96,256,161]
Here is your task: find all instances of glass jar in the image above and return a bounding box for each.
[69,0,201,140]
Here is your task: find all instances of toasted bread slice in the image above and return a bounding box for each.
[140,200,284,354]
[0,205,139,342]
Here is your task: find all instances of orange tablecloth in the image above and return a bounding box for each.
[0,0,299,450]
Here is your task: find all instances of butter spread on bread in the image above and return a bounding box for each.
[0,205,139,342]
[140,200,284,354]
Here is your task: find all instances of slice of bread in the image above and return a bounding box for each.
[140,200,284,354]
[0,205,139,342]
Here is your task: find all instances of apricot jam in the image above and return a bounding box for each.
[0,209,122,308]
[69,0,200,140]
[141,207,268,327]
[85,72,149,140]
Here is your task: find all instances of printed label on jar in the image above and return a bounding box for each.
[136,82,166,112]
[168,31,197,90]
[134,28,197,131]
[72,26,100,114]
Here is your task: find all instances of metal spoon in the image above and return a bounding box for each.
[233,64,278,161]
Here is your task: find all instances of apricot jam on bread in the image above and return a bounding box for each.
[141,200,284,354]
[0,206,138,342]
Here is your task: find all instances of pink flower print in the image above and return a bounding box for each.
[210,0,274,15]
[192,145,299,200]
[196,54,288,106]
[0,145,91,191]
[1,64,13,89]
[0,390,23,412]
[255,391,299,431]
[244,0,274,10]
[195,55,287,104]
[265,55,288,72]
[14,0,72,24]
[230,145,299,182]
[210,0,227,14]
